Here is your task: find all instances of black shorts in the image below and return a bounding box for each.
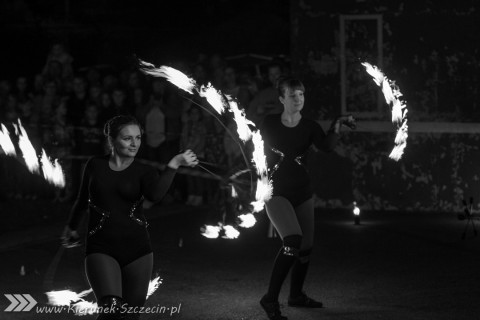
[85,234,152,268]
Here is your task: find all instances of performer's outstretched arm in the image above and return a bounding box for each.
[142,150,198,202]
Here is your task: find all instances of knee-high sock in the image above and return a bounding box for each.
[290,249,312,298]
[265,234,302,302]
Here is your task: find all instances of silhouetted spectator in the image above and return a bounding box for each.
[222,66,251,109]
[77,104,104,156]
[66,76,89,126]
[142,96,166,162]
[181,106,207,206]
[247,63,283,125]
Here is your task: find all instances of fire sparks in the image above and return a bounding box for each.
[361,62,409,161]
[0,119,65,187]
[139,59,273,238]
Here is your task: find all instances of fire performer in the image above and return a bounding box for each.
[62,115,198,319]
[259,77,354,320]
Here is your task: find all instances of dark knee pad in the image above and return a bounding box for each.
[281,234,302,257]
[298,248,312,263]
[97,295,126,320]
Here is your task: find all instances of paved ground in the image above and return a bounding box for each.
[0,200,479,320]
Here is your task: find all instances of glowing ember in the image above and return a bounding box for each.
[40,149,66,188]
[201,225,222,239]
[222,225,240,239]
[238,213,256,228]
[16,119,40,173]
[361,62,408,161]
[139,60,196,94]
[0,124,16,156]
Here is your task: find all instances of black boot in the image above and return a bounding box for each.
[288,292,323,308]
[260,295,287,320]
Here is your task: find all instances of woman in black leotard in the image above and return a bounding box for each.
[259,77,354,320]
[62,115,198,320]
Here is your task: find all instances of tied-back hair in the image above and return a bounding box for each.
[276,77,305,98]
[104,115,142,139]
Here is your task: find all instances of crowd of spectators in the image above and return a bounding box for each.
[0,43,289,206]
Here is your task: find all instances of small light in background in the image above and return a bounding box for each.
[353,201,360,225]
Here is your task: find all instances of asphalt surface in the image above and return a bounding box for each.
[0,201,479,320]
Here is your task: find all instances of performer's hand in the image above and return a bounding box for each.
[338,114,356,129]
[170,150,199,168]
[61,226,80,248]
[331,114,356,133]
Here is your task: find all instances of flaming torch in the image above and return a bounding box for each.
[0,124,16,156]
[0,119,65,187]
[361,62,408,161]
[139,59,273,239]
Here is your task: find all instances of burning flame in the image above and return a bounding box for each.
[40,149,66,188]
[361,62,408,161]
[146,276,163,299]
[139,60,196,94]
[46,289,97,316]
[201,225,222,239]
[238,213,256,228]
[222,225,240,239]
[0,119,65,187]
[198,84,226,114]
[46,277,162,316]
[16,120,40,173]
[138,60,274,237]
[226,96,254,142]
[0,124,16,156]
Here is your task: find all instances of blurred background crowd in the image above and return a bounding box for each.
[0,42,290,207]
[1,0,480,213]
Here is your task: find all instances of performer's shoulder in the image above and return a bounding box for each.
[85,154,109,167]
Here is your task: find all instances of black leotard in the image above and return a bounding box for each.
[68,155,177,267]
[260,114,338,206]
